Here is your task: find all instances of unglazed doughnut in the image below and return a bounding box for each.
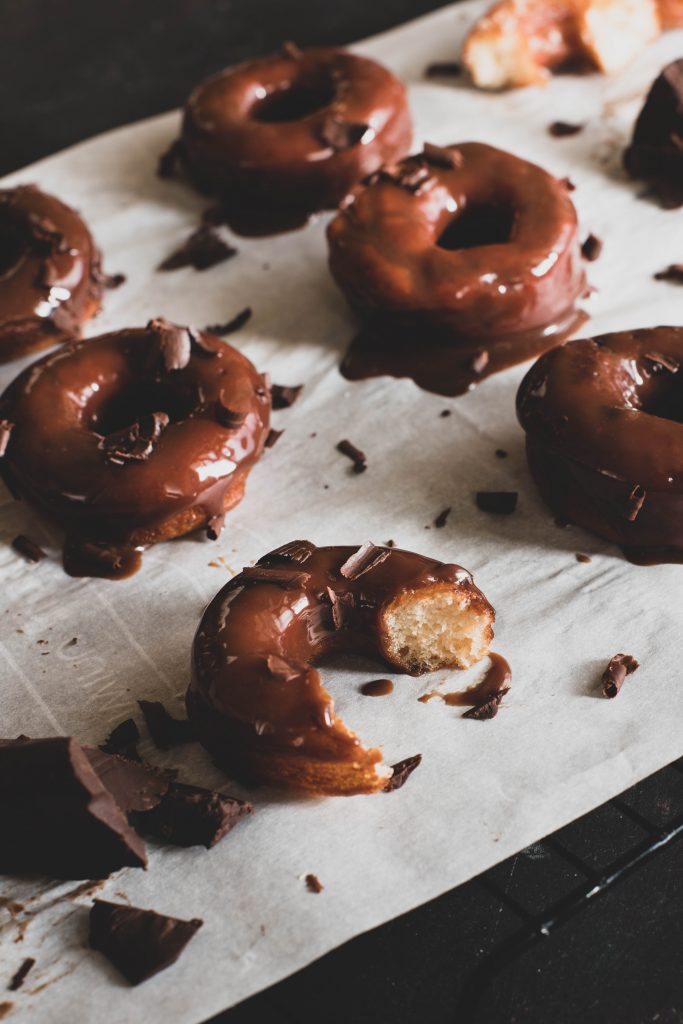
[0,185,105,362]
[327,142,587,396]
[0,319,270,578]
[187,541,495,795]
[517,327,683,564]
[170,45,411,236]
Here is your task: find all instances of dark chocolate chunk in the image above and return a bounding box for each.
[8,958,35,992]
[84,747,173,813]
[339,542,390,580]
[265,428,284,448]
[11,535,46,563]
[271,383,304,409]
[462,687,510,720]
[384,753,422,792]
[337,438,367,473]
[654,263,683,284]
[0,737,147,878]
[215,392,248,429]
[470,349,489,374]
[624,59,683,209]
[575,553,592,563]
[99,412,169,465]
[305,873,324,893]
[625,484,646,521]
[422,142,463,169]
[239,565,311,588]
[319,117,369,151]
[548,121,584,137]
[203,307,252,336]
[141,782,251,849]
[434,507,451,528]
[601,653,639,698]
[138,700,195,751]
[157,139,184,179]
[326,586,355,630]
[424,61,462,78]
[581,234,603,261]
[147,318,192,371]
[260,540,316,565]
[476,491,518,514]
[89,900,203,985]
[100,718,141,762]
[158,225,237,272]
[0,419,14,458]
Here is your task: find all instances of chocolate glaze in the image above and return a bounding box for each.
[0,186,103,362]
[0,320,270,578]
[517,327,683,563]
[419,651,511,707]
[360,678,394,696]
[175,47,412,237]
[328,143,587,396]
[187,541,493,793]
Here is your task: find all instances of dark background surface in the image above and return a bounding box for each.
[2,2,682,1021]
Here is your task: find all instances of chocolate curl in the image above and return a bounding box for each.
[601,654,639,698]
[384,754,422,792]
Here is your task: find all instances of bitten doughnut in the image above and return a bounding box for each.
[187,541,495,795]
[327,142,587,396]
[517,327,683,564]
[0,319,270,578]
[169,45,411,236]
[0,185,105,362]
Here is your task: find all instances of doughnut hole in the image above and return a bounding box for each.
[437,202,516,250]
[250,76,336,123]
[638,369,683,424]
[382,582,494,674]
[85,378,200,434]
[0,214,28,277]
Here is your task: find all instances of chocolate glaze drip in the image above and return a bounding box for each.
[187,542,492,793]
[0,321,270,578]
[328,143,587,396]
[174,48,412,237]
[517,327,683,564]
[0,186,103,362]
[419,652,511,710]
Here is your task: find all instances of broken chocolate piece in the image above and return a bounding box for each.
[0,737,147,878]
[11,535,46,563]
[548,121,584,137]
[203,307,252,336]
[147,318,192,372]
[8,958,35,992]
[271,383,304,409]
[326,586,355,630]
[98,412,169,465]
[339,542,390,580]
[337,439,367,473]
[476,491,518,515]
[422,142,463,169]
[462,687,510,719]
[383,753,422,792]
[625,484,646,521]
[158,225,236,272]
[84,747,173,813]
[581,234,602,261]
[0,420,14,458]
[305,873,324,893]
[654,264,683,284]
[601,653,639,698]
[319,117,369,151]
[239,565,311,588]
[89,900,203,985]
[260,540,316,565]
[434,507,451,528]
[265,428,283,448]
[424,61,462,78]
[141,782,251,849]
[138,701,195,751]
[100,718,141,762]
[215,392,248,429]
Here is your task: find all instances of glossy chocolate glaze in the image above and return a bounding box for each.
[517,327,683,563]
[419,651,511,706]
[177,47,412,237]
[0,321,270,578]
[187,541,492,791]
[0,185,103,362]
[328,143,587,396]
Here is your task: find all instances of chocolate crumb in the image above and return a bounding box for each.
[654,263,683,284]
[476,491,518,515]
[337,439,367,473]
[203,307,252,336]
[386,539,396,547]
[581,234,603,261]
[11,535,46,563]
[8,958,35,992]
[138,701,195,751]
[240,565,311,588]
[625,484,646,521]
[265,428,284,449]
[549,121,584,137]
[561,176,577,191]
[100,718,141,762]
[463,687,510,720]
[424,61,462,78]
[67,637,78,646]
[305,873,324,893]
[440,409,451,418]
[575,553,592,563]
[271,383,304,409]
[470,349,489,374]
[422,142,463,169]
[434,507,451,528]
[319,117,369,151]
[495,448,508,459]
[339,542,390,580]
[141,782,251,849]
[0,420,13,458]
[601,653,639,698]
[158,226,237,272]
[384,753,422,792]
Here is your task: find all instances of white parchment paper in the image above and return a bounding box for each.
[1,3,683,1020]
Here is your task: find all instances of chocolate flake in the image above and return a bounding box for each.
[305,873,324,893]
[463,687,510,720]
[203,307,252,336]
[625,484,646,521]
[440,409,452,418]
[581,234,603,261]
[384,753,422,792]
[575,553,592,563]
[549,121,584,137]
[470,349,489,374]
[239,565,311,588]
[424,61,462,78]
[271,383,304,409]
[422,142,463,169]
[158,225,237,272]
[260,540,316,565]
[476,491,518,515]
[434,507,451,528]
[319,117,370,151]
[140,782,251,849]
[215,393,248,429]
[100,718,141,762]
[0,420,13,458]
[339,542,390,580]
[643,351,680,373]
[138,700,196,751]
[147,318,192,371]
[326,586,355,629]
[654,263,683,284]
[8,959,35,992]
[89,900,203,986]
[265,428,284,448]
[206,513,225,541]
[99,412,169,465]
[337,438,367,473]
[601,653,639,698]
[11,535,46,563]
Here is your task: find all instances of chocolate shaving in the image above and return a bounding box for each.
[157,139,184,179]
[206,513,225,541]
[260,540,316,565]
[99,412,169,465]
[265,428,284,448]
[549,121,584,137]
[601,653,639,698]
[215,393,248,429]
[239,565,311,588]
[138,701,196,751]
[643,351,679,373]
[305,873,324,893]
[140,782,251,849]
[424,61,462,78]
[89,900,203,986]
[463,687,510,720]
[422,142,463,169]
[158,225,237,272]
[337,438,367,473]
[203,307,252,336]
[339,542,390,580]
[11,534,46,563]
[100,718,141,762]
[186,328,218,356]
[8,958,35,992]
[319,117,369,151]
[476,491,518,515]
[654,263,683,284]
[0,419,13,458]
[147,318,192,371]
[434,507,451,528]
[326,586,355,630]
[625,484,646,521]
[271,383,304,409]
[384,753,422,792]
[470,349,489,374]
[382,162,433,194]
[581,234,603,261]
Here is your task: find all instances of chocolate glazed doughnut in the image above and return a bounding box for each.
[517,327,683,565]
[172,46,411,236]
[327,142,588,396]
[0,186,106,362]
[187,541,495,795]
[0,319,270,579]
